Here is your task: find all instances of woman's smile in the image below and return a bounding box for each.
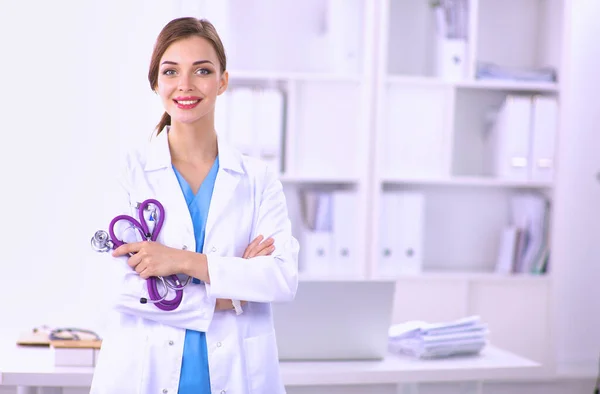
[173,96,202,109]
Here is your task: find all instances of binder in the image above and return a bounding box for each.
[379,191,425,276]
[529,95,558,183]
[299,191,334,276]
[325,0,360,74]
[228,87,256,156]
[435,38,467,81]
[330,190,359,275]
[485,95,532,181]
[255,88,284,172]
[301,230,334,276]
[494,226,520,274]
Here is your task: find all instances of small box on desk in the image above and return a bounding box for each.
[50,340,102,367]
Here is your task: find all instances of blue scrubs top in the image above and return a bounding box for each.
[172,156,219,394]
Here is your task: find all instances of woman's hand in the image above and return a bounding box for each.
[112,241,185,280]
[242,234,275,259]
[215,235,275,311]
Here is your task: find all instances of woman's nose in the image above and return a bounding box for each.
[178,76,193,91]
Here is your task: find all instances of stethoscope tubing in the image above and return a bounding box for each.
[109,198,186,311]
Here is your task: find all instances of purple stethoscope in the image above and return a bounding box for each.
[90,199,191,311]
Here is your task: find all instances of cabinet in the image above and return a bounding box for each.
[370,0,563,366]
[187,0,565,368]
[192,0,375,279]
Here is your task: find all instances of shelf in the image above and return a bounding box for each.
[375,272,550,283]
[385,76,559,92]
[381,176,553,189]
[301,271,549,283]
[456,79,559,93]
[280,174,361,185]
[298,273,367,282]
[228,70,363,83]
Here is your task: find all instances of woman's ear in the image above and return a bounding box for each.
[218,70,229,95]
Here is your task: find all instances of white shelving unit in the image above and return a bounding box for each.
[370,0,564,370]
[199,0,377,280]
[193,0,565,374]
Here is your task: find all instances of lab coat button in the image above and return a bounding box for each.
[182,245,188,251]
[211,246,217,253]
[220,391,226,394]
[168,340,174,346]
[216,341,222,347]
[162,390,168,394]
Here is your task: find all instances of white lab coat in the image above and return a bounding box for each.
[90,128,299,394]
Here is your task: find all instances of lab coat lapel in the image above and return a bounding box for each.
[205,137,244,235]
[144,128,195,249]
[144,128,245,243]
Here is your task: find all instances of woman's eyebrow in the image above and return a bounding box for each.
[160,60,214,66]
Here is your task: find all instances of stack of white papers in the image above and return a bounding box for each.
[476,62,557,82]
[388,316,488,359]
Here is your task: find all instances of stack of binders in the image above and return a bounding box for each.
[484,94,559,183]
[215,86,285,173]
[485,94,557,275]
[298,189,360,277]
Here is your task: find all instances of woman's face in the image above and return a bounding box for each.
[156,36,227,126]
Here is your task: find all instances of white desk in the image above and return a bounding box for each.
[0,344,544,391]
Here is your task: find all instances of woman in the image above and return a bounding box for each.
[90,17,299,394]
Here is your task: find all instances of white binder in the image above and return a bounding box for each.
[325,0,360,74]
[255,88,284,172]
[228,87,256,156]
[330,190,359,275]
[485,95,533,181]
[435,37,467,81]
[379,191,425,276]
[529,95,558,183]
[300,192,334,276]
[301,230,334,276]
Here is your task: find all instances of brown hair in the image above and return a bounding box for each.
[148,17,227,135]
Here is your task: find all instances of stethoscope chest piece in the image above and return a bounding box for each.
[90,230,114,253]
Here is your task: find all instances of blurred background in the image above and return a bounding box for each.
[0,0,598,393]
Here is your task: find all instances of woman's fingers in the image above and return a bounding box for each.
[247,237,275,258]
[215,299,249,311]
[255,243,275,257]
[242,235,264,259]
[214,298,232,311]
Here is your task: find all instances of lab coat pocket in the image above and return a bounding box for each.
[92,332,147,394]
[243,330,285,394]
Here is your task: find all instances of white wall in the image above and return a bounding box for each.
[0,0,178,340]
[551,0,600,371]
[0,0,599,378]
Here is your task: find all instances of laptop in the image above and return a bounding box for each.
[272,280,396,361]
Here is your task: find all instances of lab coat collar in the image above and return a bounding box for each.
[144,125,245,174]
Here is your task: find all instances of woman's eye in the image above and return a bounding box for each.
[163,69,176,76]
[195,68,211,75]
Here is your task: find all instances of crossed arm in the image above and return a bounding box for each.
[112,235,275,311]
[105,162,298,331]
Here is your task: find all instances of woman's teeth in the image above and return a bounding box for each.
[178,100,199,105]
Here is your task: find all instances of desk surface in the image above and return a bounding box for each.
[0,344,543,387]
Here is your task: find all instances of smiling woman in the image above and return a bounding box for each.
[90,17,299,394]
[148,19,228,136]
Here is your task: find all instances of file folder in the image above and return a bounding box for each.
[379,191,425,276]
[529,95,558,183]
[485,95,532,181]
[331,190,359,275]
